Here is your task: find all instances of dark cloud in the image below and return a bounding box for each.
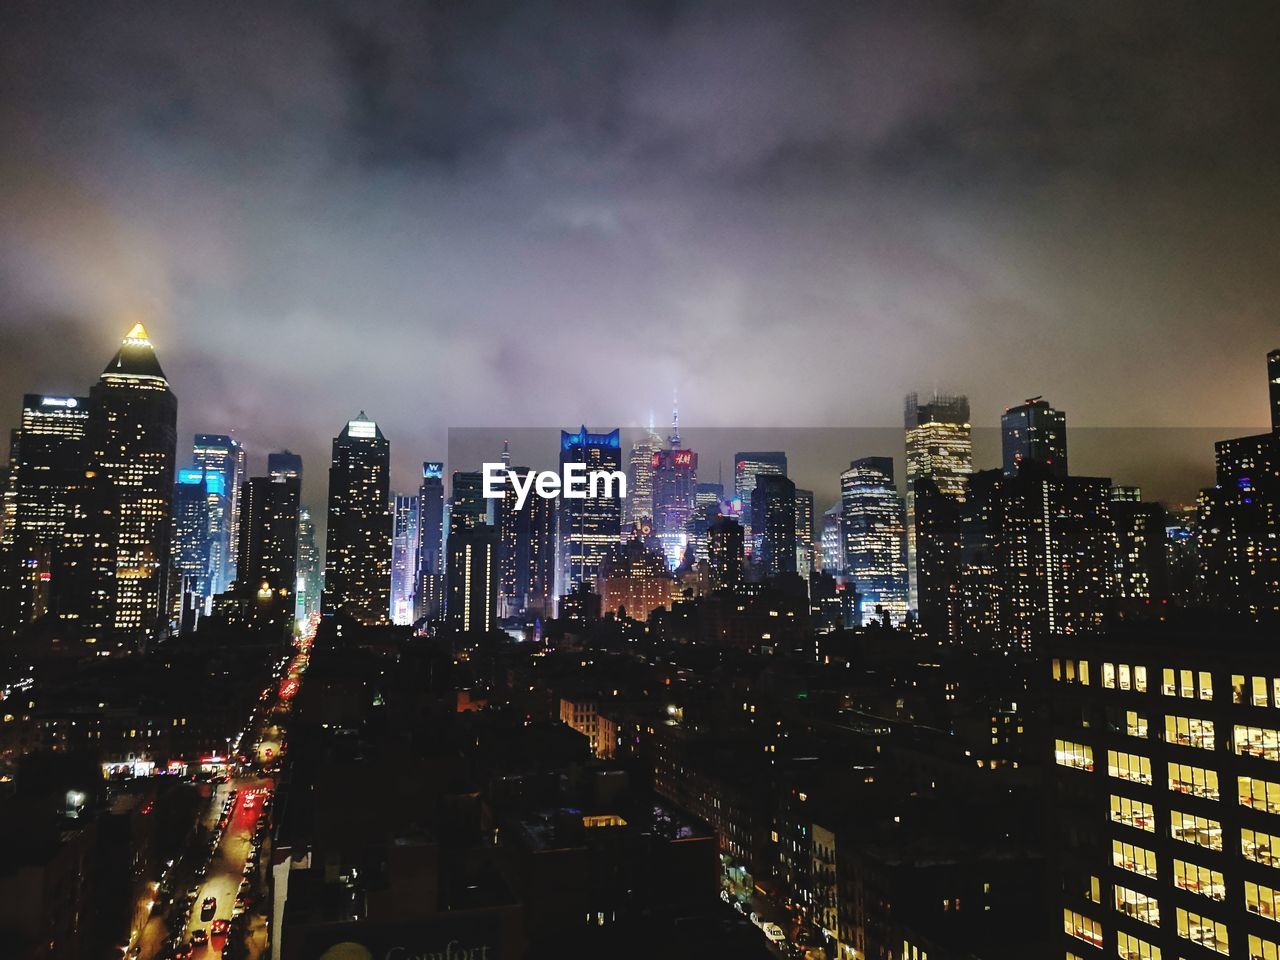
[1,0,1278,511]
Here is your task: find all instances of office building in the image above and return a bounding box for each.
[86,323,178,642]
[416,462,445,623]
[734,451,787,546]
[192,434,243,594]
[840,457,908,625]
[1048,623,1280,960]
[237,472,300,636]
[171,468,220,627]
[557,426,623,594]
[626,424,663,525]
[794,488,814,578]
[295,507,321,621]
[904,392,972,610]
[322,413,391,625]
[1111,486,1170,604]
[1002,397,1068,477]
[267,450,302,480]
[3,394,90,629]
[493,466,556,620]
[446,523,497,634]
[819,503,844,575]
[652,445,698,569]
[390,493,419,625]
[597,533,676,621]
[751,474,797,577]
[707,515,745,591]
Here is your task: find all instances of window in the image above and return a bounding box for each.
[1163,667,1210,700]
[1172,859,1225,900]
[1256,676,1271,708]
[1063,908,1102,947]
[1169,810,1221,850]
[1056,659,1090,685]
[1126,710,1149,739]
[1102,663,1143,692]
[1250,934,1280,960]
[1056,739,1094,772]
[1117,931,1161,960]
[1103,662,1116,688]
[1243,827,1280,867]
[1247,881,1280,922]
[1241,776,1280,814]
[1235,725,1280,761]
[1108,750,1152,785]
[1199,671,1214,701]
[1134,665,1148,693]
[1111,795,1155,832]
[1175,906,1228,954]
[1115,884,1160,926]
[1169,763,1219,800]
[1113,839,1157,878]
[1165,715,1214,750]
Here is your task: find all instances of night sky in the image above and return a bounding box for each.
[2,1,1278,511]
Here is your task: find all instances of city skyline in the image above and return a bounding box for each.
[2,2,1279,511]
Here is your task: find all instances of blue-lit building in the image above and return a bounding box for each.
[172,468,225,626]
[840,456,909,624]
[557,426,623,596]
[416,461,445,623]
[192,434,244,593]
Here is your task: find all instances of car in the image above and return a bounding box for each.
[200,896,217,921]
[191,930,208,946]
[211,919,230,936]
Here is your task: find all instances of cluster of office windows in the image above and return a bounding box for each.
[1247,880,1280,922]
[1111,795,1154,831]
[1052,659,1091,684]
[1055,739,1094,772]
[1232,674,1280,707]
[1113,839,1158,878]
[1101,662,1150,692]
[1172,858,1225,900]
[1235,724,1280,761]
[1170,810,1222,850]
[1240,775,1280,813]
[1114,884,1159,926]
[1161,668,1214,700]
[1062,908,1102,948]
[1109,750,1153,785]
[1165,714,1215,750]
[1243,826,1280,867]
[1115,930,1160,960]
[1175,906,1228,954]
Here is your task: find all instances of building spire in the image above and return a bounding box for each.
[669,389,681,448]
[502,438,511,468]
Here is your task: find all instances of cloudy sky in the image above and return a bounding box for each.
[2,0,1278,507]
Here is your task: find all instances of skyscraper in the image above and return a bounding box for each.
[734,452,787,547]
[390,494,420,625]
[840,457,908,625]
[87,323,178,642]
[295,507,321,621]
[3,394,90,629]
[446,524,496,634]
[416,462,445,623]
[322,413,391,625]
[192,434,243,594]
[904,392,971,610]
[707,515,745,591]
[819,503,843,575]
[751,474,797,577]
[1198,348,1280,618]
[557,426,623,595]
[493,466,556,620]
[1001,397,1067,477]
[171,468,221,626]
[237,473,300,637]
[626,424,663,526]
[793,488,814,578]
[267,449,302,480]
[652,445,698,569]
[1270,347,1280,433]
[1110,486,1169,604]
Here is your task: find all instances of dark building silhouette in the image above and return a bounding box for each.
[751,474,797,577]
[1001,397,1067,478]
[415,461,445,623]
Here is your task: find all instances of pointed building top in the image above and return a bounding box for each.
[343,412,384,441]
[101,321,167,384]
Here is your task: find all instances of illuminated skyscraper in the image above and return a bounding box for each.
[904,392,971,610]
[1110,486,1168,604]
[1001,397,1067,477]
[390,494,420,625]
[322,413,391,625]
[2,394,90,629]
[626,423,662,525]
[416,462,445,622]
[840,457,908,625]
[794,488,814,578]
[171,468,223,625]
[493,466,556,619]
[192,434,243,594]
[819,503,843,575]
[1198,348,1280,618]
[446,524,496,634]
[237,473,300,637]
[652,446,698,568]
[751,474,797,577]
[734,452,787,546]
[707,515,744,591]
[597,533,676,621]
[87,323,178,642]
[295,507,321,621]
[557,426,623,595]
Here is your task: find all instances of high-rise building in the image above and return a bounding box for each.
[819,503,843,575]
[171,468,221,627]
[192,434,243,594]
[1111,486,1169,605]
[904,392,972,610]
[3,394,90,629]
[493,466,556,620]
[267,449,302,480]
[446,523,496,634]
[1001,397,1067,478]
[999,464,1114,648]
[449,471,488,534]
[416,462,445,623]
[707,515,744,591]
[322,413,391,625]
[1198,349,1280,619]
[840,457,908,625]
[912,475,962,641]
[86,323,178,642]
[794,488,814,578]
[237,473,300,637]
[652,446,698,569]
[295,507,321,622]
[390,494,420,625]
[685,482,726,563]
[626,424,663,526]
[1047,623,1280,960]
[557,426,623,595]
[751,474,797,577]
[734,452,787,547]
[1270,347,1280,433]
